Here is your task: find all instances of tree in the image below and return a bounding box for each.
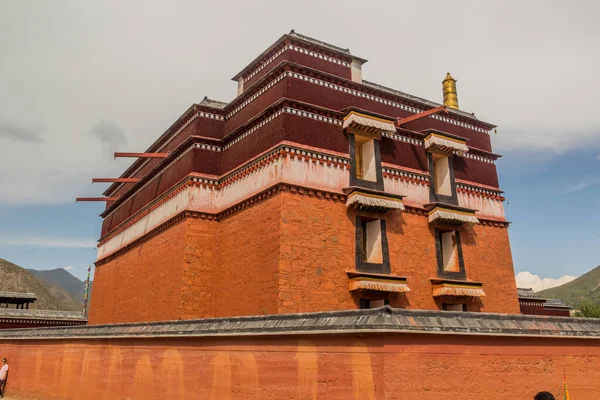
[574,300,600,318]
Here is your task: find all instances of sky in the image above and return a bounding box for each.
[0,1,598,289]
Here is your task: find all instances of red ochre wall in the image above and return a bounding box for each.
[90,195,283,324]
[0,333,598,400]
[278,191,355,312]
[277,192,520,314]
[90,191,519,324]
[180,217,218,320]
[89,222,187,324]
[213,194,282,317]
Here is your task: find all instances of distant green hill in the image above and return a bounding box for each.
[538,266,600,307]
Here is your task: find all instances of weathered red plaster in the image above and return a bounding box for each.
[91,190,519,324]
[0,333,597,399]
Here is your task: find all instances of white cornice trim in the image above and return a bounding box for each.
[244,44,351,82]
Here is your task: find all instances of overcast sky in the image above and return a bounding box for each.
[1,1,599,285]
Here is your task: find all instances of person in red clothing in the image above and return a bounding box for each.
[0,358,8,399]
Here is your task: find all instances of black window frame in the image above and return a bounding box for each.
[355,216,391,274]
[442,302,467,311]
[349,133,384,191]
[434,228,466,280]
[360,298,390,309]
[427,152,459,205]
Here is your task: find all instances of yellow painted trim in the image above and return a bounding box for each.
[428,207,476,216]
[348,192,403,203]
[432,283,483,289]
[350,276,407,284]
[343,111,395,124]
[425,132,467,145]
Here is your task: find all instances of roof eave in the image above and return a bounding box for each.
[362,80,496,130]
[231,33,288,81]
[232,32,366,82]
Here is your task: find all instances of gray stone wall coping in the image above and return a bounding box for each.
[0,306,598,340]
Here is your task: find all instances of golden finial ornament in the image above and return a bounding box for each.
[442,72,459,109]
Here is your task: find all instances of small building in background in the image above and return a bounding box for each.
[0,291,37,309]
[517,288,546,315]
[544,298,572,317]
[0,292,86,329]
[517,288,571,317]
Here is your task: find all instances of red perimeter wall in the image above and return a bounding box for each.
[0,333,598,399]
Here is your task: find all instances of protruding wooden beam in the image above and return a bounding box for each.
[397,105,448,128]
[76,197,119,202]
[114,152,169,159]
[92,178,140,184]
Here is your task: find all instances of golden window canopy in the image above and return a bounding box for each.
[431,279,486,298]
[343,110,396,135]
[344,187,405,213]
[426,204,479,226]
[347,272,410,294]
[423,130,469,156]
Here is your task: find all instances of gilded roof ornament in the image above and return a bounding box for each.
[442,72,459,109]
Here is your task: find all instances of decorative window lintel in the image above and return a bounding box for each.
[344,187,404,213]
[431,279,486,298]
[423,129,469,157]
[425,203,479,226]
[348,271,410,294]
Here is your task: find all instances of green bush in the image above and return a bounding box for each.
[574,300,600,318]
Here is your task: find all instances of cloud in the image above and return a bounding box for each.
[1,1,600,205]
[562,177,600,193]
[0,237,97,249]
[89,120,127,154]
[0,119,131,205]
[0,118,43,142]
[62,266,74,271]
[492,128,600,156]
[515,271,577,292]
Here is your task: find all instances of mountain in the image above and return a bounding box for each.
[0,258,83,311]
[538,266,600,307]
[27,268,91,303]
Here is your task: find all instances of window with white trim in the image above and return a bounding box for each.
[432,153,451,196]
[438,229,460,272]
[355,135,376,182]
[361,218,383,264]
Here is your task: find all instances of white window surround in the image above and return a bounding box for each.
[363,219,383,264]
[440,231,460,272]
[237,77,244,96]
[351,59,363,83]
[361,139,376,182]
[433,154,452,196]
[355,135,377,182]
